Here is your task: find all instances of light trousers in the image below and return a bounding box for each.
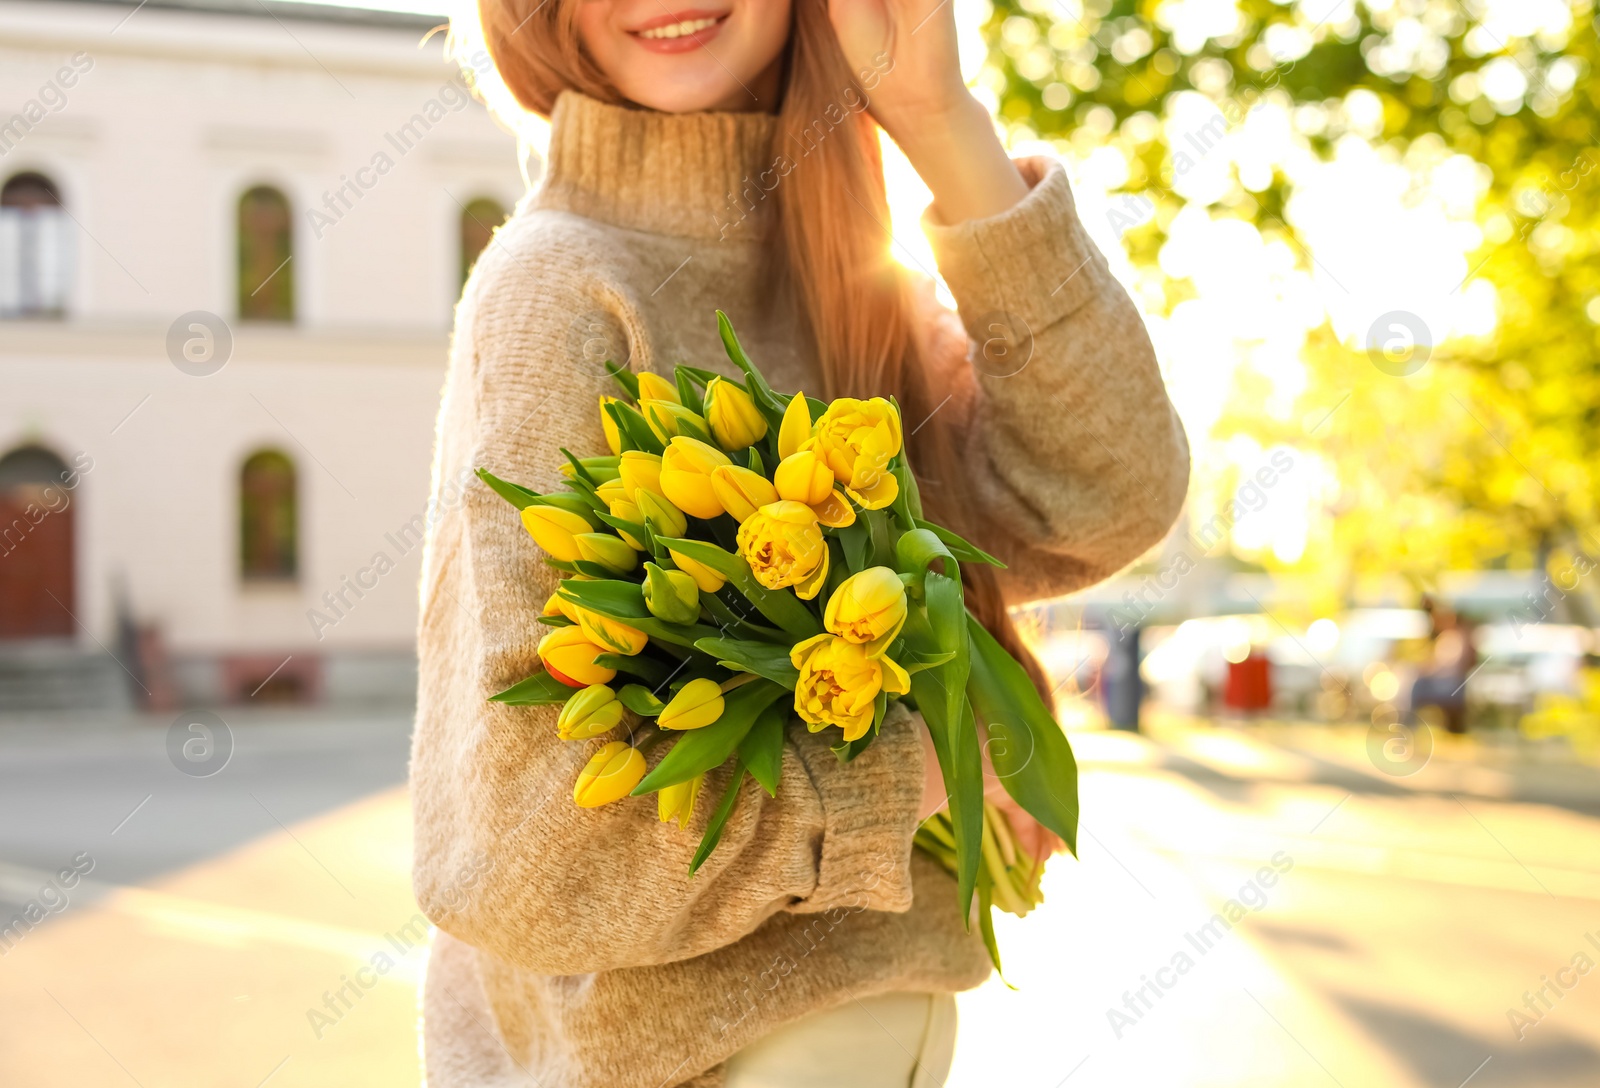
[722,992,957,1088]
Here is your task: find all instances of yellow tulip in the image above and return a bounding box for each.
[618,451,664,500]
[557,684,626,739]
[658,772,705,829]
[789,633,911,742]
[812,397,903,510]
[572,605,648,656]
[538,626,616,687]
[641,399,711,445]
[736,500,829,600]
[635,488,688,539]
[542,590,576,622]
[710,464,780,522]
[824,566,907,654]
[635,371,681,404]
[703,377,768,449]
[574,532,638,575]
[643,562,700,625]
[658,677,726,731]
[669,548,728,593]
[520,505,591,563]
[595,479,646,549]
[599,395,624,455]
[778,392,813,460]
[773,450,855,529]
[573,740,646,807]
[660,437,732,520]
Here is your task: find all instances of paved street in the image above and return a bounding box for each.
[1,710,1597,1087]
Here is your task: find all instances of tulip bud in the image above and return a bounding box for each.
[660,437,732,520]
[520,504,592,563]
[824,566,908,653]
[598,395,625,455]
[657,677,725,731]
[557,684,626,739]
[641,400,712,445]
[710,464,780,522]
[703,377,768,450]
[560,455,621,483]
[542,590,576,621]
[618,451,664,500]
[574,605,649,656]
[574,532,638,575]
[635,371,681,404]
[773,450,834,506]
[538,626,616,687]
[643,562,700,625]
[668,548,728,593]
[635,488,688,539]
[658,772,705,829]
[778,392,813,460]
[573,740,646,807]
[596,476,630,508]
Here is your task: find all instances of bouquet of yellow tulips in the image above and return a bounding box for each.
[481,311,1079,964]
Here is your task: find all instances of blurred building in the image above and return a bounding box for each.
[0,0,527,708]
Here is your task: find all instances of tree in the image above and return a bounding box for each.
[981,0,1600,611]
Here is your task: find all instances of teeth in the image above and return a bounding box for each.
[639,17,718,39]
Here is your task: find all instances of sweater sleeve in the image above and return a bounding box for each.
[921,156,1190,599]
[409,220,923,977]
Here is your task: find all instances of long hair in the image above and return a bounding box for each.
[471,0,1048,696]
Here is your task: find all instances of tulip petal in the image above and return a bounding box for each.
[778,393,812,460]
[811,490,856,528]
[846,473,899,511]
[793,545,829,601]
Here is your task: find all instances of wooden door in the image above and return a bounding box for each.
[0,486,75,638]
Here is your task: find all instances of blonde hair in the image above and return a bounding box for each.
[460,0,1046,694]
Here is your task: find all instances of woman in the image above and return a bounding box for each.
[411,0,1189,1082]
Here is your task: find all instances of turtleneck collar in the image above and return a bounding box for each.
[534,91,781,242]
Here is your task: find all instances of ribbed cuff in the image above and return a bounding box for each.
[788,702,922,914]
[922,157,1109,336]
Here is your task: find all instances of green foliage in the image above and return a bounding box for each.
[985,0,1600,593]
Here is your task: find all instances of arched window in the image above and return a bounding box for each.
[460,196,507,287]
[240,450,297,581]
[238,186,294,322]
[0,173,72,318]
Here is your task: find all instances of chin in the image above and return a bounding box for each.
[622,75,754,114]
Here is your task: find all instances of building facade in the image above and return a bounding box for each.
[0,0,528,707]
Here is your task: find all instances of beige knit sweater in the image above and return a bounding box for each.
[411,91,1189,1088]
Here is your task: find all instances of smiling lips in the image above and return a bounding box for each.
[630,10,728,53]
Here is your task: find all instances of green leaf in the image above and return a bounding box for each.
[606,400,665,455]
[557,580,724,650]
[901,569,979,919]
[655,537,822,639]
[694,637,800,688]
[864,509,894,568]
[604,360,639,399]
[975,868,1009,981]
[746,445,765,475]
[476,467,540,510]
[560,448,597,486]
[617,683,666,716]
[836,519,871,574]
[488,670,575,706]
[634,679,787,793]
[700,592,788,644]
[915,519,1005,568]
[674,366,705,414]
[715,310,787,426]
[689,762,747,875]
[594,653,672,686]
[965,615,1080,856]
[894,527,959,596]
[595,511,648,547]
[532,491,604,523]
[739,702,786,796]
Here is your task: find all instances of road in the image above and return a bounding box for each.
[1,709,1597,1087]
